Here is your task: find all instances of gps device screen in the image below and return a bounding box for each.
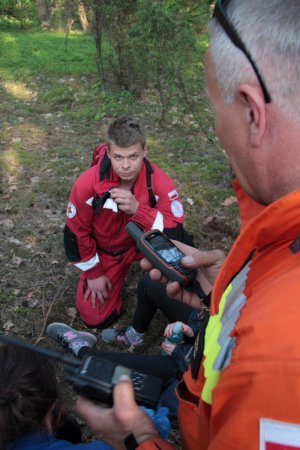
[147,233,184,264]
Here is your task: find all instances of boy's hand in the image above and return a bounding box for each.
[110,188,139,215]
[164,322,194,338]
[85,276,112,307]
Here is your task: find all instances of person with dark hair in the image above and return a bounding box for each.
[64,115,189,329]
[0,343,113,449]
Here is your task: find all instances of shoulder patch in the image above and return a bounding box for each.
[171,200,183,218]
[66,201,76,219]
[260,418,300,450]
[168,189,179,201]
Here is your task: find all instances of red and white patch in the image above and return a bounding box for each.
[168,189,179,201]
[171,200,183,218]
[260,419,300,450]
[66,201,76,219]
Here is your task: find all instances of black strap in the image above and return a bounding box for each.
[99,154,157,207]
[144,158,157,208]
[99,152,111,180]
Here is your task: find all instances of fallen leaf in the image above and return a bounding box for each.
[12,256,25,266]
[28,298,39,308]
[67,307,77,321]
[3,320,14,331]
[8,237,23,246]
[222,196,237,206]
[0,219,15,230]
[30,176,40,184]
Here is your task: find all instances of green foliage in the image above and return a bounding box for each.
[0,0,38,28]
[83,0,210,125]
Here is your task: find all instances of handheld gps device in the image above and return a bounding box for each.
[126,222,196,287]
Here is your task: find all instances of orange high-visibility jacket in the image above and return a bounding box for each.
[177,181,300,449]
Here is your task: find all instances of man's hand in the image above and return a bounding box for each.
[85,276,112,307]
[110,188,139,215]
[141,241,225,309]
[76,376,164,450]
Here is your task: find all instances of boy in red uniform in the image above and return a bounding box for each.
[64,116,186,328]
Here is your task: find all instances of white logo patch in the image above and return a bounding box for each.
[168,189,179,201]
[260,418,300,450]
[66,201,76,219]
[171,200,183,218]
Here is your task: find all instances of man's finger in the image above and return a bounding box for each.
[113,376,138,421]
[182,249,225,269]
[76,396,107,431]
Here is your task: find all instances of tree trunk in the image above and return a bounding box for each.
[78,1,89,32]
[65,0,74,31]
[36,0,50,28]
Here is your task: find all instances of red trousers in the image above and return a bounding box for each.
[76,246,139,327]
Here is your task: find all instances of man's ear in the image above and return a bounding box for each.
[238,84,267,147]
[143,144,148,157]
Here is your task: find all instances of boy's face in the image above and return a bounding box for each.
[107,143,147,183]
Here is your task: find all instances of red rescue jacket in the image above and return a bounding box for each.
[64,146,185,279]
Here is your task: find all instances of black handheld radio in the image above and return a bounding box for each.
[126,222,196,287]
[0,334,163,409]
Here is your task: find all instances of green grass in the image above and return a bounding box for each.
[0,30,98,80]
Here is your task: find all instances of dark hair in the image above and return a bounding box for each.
[0,344,63,450]
[106,116,146,149]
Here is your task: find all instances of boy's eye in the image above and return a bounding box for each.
[114,155,123,161]
[130,155,138,160]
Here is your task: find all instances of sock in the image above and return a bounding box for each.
[70,340,92,356]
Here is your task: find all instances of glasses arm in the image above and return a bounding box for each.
[214,2,271,103]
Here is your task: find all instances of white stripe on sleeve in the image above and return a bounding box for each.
[151,211,164,231]
[74,254,100,271]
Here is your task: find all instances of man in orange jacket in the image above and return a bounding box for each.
[75,1,300,449]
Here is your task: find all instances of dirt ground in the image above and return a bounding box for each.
[0,73,239,446]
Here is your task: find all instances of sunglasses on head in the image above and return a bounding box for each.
[213,0,271,103]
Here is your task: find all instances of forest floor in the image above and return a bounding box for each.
[0,30,240,447]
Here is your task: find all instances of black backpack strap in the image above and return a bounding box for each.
[100,152,111,180]
[144,158,156,208]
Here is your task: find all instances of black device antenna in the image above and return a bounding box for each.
[0,334,81,367]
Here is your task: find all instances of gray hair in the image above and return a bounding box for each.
[209,0,300,123]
